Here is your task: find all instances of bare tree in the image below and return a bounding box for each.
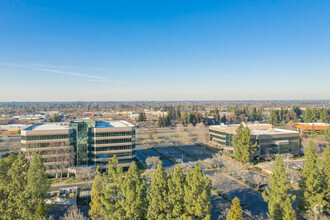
[196,122,209,144]
[176,123,187,140]
[187,123,196,141]
[180,161,195,172]
[253,175,267,190]
[147,128,156,141]
[227,162,240,178]
[61,205,87,220]
[243,210,267,220]
[146,156,160,169]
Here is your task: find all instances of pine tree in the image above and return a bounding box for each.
[262,155,296,220]
[167,166,185,219]
[320,108,329,123]
[298,141,325,216]
[89,167,103,220]
[184,163,212,219]
[221,114,227,124]
[24,151,50,219]
[226,197,244,220]
[5,152,30,219]
[233,123,257,164]
[147,161,169,219]
[320,145,330,213]
[269,110,281,125]
[233,123,244,161]
[0,154,17,216]
[33,201,47,220]
[101,155,125,219]
[120,161,147,219]
[282,197,297,220]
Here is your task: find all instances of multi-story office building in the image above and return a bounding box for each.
[21,120,135,175]
[209,123,300,160]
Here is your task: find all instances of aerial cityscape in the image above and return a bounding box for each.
[0,1,329,220]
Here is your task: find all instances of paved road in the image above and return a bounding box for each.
[50,181,93,191]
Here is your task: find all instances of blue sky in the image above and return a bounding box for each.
[0,0,329,101]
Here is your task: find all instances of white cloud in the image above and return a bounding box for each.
[0,62,108,81]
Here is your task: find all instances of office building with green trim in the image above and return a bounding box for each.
[209,123,300,160]
[21,120,135,175]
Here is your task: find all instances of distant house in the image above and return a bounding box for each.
[292,123,329,133]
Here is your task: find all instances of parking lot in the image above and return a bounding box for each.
[135,148,174,170]
[207,173,268,217]
[136,141,269,218]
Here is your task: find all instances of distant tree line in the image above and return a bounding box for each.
[302,107,329,123]
[269,107,329,125]
[268,106,302,125]
[89,156,212,220]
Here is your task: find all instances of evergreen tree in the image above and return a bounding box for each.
[0,153,17,216]
[33,201,47,220]
[213,108,220,124]
[320,108,329,123]
[320,145,330,213]
[233,123,257,164]
[325,126,330,140]
[101,155,125,219]
[120,161,147,219]
[167,166,185,219]
[310,108,318,123]
[262,155,296,220]
[302,108,312,122]
[269,110,281,125]
[226,197,244,220]
[299,141,326,216]
[283,197,297,220]
[89,167,103,220]
[24,151,50,219]
[183,164,212,219]
[233,123,244,161]
[147,161,169,219]
[220,114,227,124]
[137,111,147,122]
[5,152,29,219]
[175,107,181,120]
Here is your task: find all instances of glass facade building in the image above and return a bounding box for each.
[21,120,135,175]
[209,123,300,160]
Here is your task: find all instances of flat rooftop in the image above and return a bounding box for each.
[24,120,134,131]
[24,122,70,131]
[209,123,298,135]
[209,123,272,130]
[252,128,299,135]
[95,120,134,128]
[0,124,29,130]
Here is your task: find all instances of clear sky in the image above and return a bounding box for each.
[0,0,329,101]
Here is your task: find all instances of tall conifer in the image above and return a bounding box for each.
[262,155,295,219]
[226,197,244,220]
[120,161,147,219]
[147,161,169,219]
[184,163,212,219]
[167,166,185,219]
[299,141,326,216]
[24,151,50,219]
[101,155,125,219]
[89,167,103,220]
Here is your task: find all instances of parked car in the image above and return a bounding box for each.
[291,164,301,170]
